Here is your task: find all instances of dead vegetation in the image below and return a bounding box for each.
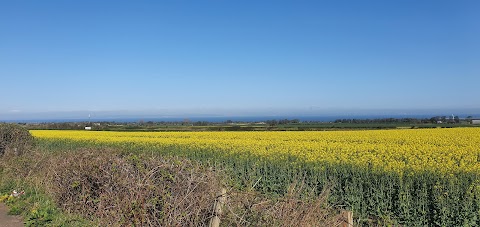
[43,149,343,226]
[0,123,343,226]
[1,148,343,226]
[223,181,343,227]
[46,149,220,226]
[0,123,33,156]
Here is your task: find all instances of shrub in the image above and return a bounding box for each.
[223,181,342,226]
[1,146,343,226]
[46,149,220,226]
[0,123,34,156]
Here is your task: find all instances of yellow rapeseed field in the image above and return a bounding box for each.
[31,128,480,175]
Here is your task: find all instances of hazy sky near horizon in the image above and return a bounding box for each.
[1,0,479,118]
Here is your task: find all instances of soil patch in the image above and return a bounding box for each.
[0,203,23,227]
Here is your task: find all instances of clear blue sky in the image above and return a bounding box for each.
[1,0,479,119]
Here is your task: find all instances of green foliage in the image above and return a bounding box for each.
[0,181,94,227]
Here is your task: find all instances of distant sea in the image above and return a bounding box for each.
[3,114,479,123]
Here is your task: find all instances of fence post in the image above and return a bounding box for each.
[341,210,353,227]
[209,188,227,227]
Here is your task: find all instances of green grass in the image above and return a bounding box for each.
[0,180,94,227]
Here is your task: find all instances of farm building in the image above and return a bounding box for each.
[472,119,480,125]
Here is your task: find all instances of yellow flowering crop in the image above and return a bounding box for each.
[31,128,480,175]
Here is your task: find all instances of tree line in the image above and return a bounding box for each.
[333,116,462,124]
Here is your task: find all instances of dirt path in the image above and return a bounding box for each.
[0,203,23,227]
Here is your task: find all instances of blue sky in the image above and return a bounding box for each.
[1,0,479,119]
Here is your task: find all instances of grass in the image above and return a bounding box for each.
[0,161,94,226]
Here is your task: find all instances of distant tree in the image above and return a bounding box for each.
[266,120,278,126]
[467,116,473,124]
[193,121,210,126]
[182,118,191,125]
[454,116,460,123]
[441,116,447,123]
[448,115,454,124]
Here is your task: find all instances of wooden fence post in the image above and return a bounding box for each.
[209,188,227,227]
[341,210,353,227]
